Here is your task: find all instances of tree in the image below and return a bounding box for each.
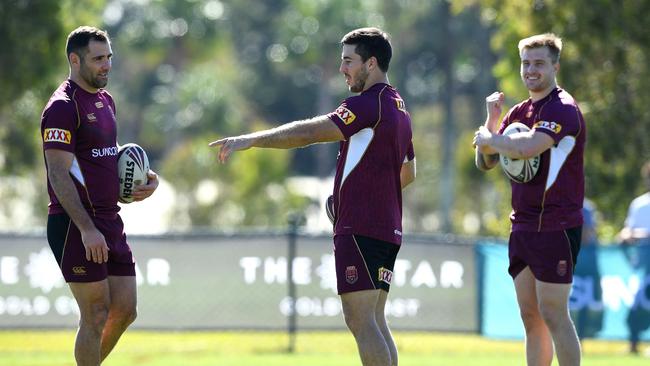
[0,0,105,229]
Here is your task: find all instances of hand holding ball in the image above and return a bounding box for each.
[117,143,150,203]
[499,123,540,183]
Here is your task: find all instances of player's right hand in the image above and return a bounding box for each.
[80,228,109,263]
[208,135,254,163]
[485,91,505,131]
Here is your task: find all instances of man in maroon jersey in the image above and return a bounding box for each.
[210,27,415,366]
[41,26,158,365]
[473,33,585,366]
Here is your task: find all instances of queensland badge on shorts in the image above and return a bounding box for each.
[556,260,567,276]
[345,265,358,284]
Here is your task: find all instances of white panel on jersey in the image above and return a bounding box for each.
[69,157,86,187]
[341,128,374,186]
[545,136,575,190]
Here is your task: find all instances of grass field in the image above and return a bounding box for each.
[0,330,648,366]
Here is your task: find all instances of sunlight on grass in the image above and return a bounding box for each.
[0,330,647,366]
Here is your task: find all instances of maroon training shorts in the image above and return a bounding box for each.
[508,226,581,284]
[334,234,400,294]
[47,213,135,282]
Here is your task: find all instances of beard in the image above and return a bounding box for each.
[349,67,369,93]
[79,62,108,89]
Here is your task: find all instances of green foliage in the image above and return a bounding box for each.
[159,131,309,228]
[403,105,442,231]
[0,1,63,175]
[2,0,647,235]
[0,0,105,229]
[0,1,64,108]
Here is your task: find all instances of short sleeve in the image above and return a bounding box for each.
[533,105,581,144]
[327,95,379,139]
[42,100,77,152]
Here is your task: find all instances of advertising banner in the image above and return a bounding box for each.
[478,242,650,341]
[0,234,477,331]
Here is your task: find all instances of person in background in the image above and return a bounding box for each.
[619,161,650,355]
[573,198,603,342]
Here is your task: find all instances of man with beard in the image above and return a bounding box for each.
[210,27,416,366]
[473,33,585,366]
[41,26,158,365]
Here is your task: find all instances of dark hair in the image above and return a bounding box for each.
[66,26,110,60]
[340,27,392,73]
[518,33,562,64]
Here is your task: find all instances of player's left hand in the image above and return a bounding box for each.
[133,170,159,201]
[209,136,254,163]
[473,126,493,149]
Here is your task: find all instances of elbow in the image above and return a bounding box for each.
[401,171,415,189]
[47,169,62,184]
[405,174,415,187]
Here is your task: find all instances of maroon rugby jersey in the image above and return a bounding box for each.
[498,87,585,232]
[41,79,120,219]
[328,83,415,244]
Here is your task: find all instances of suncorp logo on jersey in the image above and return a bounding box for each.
[92,146,118,158]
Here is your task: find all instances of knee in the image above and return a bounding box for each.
[113,305,138,326]
[538,302,565,330]
[343,310,373,336]
[519,303,544,330]
[126,307,137,325]
[80,303,110,333]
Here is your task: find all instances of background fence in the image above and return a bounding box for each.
[0,232,648,341]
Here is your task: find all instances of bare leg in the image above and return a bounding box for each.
[68,280,110,366]
[341,289,391,366]
[100,275,137,361]
[537,280,581,366]
[514,267,553,366]
[375,289,398,366]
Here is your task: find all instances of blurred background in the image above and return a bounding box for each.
[1,0,648,237]
[1,0,649,364]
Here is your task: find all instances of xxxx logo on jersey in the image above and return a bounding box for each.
[395,98,406,112]
[43,128,72,144]
[534,120,562,134]
[335,106,356,125]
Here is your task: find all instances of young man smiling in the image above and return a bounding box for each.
[473,33,586,366]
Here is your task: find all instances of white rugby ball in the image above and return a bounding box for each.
[499,122,540,183]
[117,143,150,203]
[325,195,335,224]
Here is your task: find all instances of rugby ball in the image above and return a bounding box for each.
[117,143,150,203]
[325,195,335,224]
[499,122,540,183]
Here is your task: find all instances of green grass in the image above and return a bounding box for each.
[0,330,647,366]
